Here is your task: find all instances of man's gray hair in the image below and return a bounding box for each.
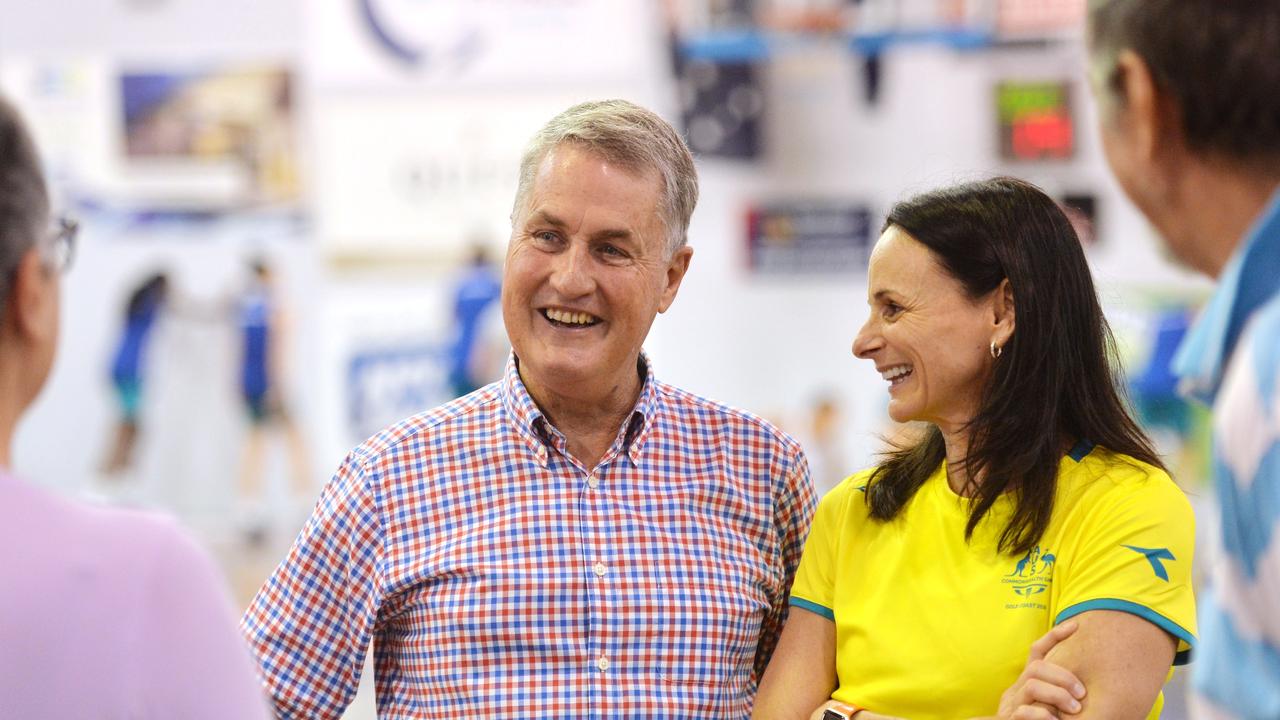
[0,97,48,314]
[512,99,698,255]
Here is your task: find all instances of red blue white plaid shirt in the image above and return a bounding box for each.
[241,354,815,719]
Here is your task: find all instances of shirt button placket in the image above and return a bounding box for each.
[583,466,611,706]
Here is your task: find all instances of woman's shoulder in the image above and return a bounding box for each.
[1061,445,1191,518]
[813,467,880,519]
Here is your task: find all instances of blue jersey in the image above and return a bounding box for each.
[240,289,271,398]
[111,296,162,386]
[448,264,501,390]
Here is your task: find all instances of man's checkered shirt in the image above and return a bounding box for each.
[241,354,815,719]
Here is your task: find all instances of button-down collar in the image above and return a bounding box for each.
[499,351,660,469]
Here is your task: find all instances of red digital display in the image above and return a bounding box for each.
[997,81,1075,161]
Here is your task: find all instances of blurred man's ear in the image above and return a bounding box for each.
[1112,49,1182,166]
[7,248,56,343]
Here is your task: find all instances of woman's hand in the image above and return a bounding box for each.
[996,622,1087,719]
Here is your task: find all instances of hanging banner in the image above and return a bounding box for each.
[746,201,874,275]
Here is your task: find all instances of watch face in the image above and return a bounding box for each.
[821,711,850,720]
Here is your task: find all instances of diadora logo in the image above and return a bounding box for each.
[1003,545,1056,602]
[1122,545,1175,581]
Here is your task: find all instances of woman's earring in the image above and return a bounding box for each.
[990,341,1002,359]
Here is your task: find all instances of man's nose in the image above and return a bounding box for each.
[549,243,595,297]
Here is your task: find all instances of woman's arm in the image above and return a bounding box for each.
[753,607,838,720]
[799,623,1086,720]
[983,612,1172,720]
[1037,609,1175,719]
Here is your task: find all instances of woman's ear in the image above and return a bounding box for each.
[991,278,1016,346]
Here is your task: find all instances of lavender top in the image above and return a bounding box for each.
[0,471,269,719]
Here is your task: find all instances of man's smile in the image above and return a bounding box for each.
[540,306,602,328]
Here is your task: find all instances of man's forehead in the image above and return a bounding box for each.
[537,143,658,186]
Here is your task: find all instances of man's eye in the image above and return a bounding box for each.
[534,231,558,243]
[599,244,624,257]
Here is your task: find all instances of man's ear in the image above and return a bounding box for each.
[1112,49,1181,169]
[6,248,55,343]
[657,245,693,314]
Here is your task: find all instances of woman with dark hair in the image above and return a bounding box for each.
[754,178,1195,720]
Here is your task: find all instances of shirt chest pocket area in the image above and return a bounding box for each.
[653,555,773,687]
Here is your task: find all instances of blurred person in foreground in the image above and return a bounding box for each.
[754,178,1195,720]
[241,99,816,718]
[0,99,269,717]
[1088,1,1280,716]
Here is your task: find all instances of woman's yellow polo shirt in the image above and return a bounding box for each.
[790,443,1196,719]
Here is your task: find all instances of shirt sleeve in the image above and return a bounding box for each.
[1053,466,1197,665]
[754,447,818,682]
[789,474,859,621]
[141,519,272,719]
[240,450,387,719]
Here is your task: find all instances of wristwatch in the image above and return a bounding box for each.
[821,702,863,719]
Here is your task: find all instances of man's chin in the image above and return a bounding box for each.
[519,354,603,395]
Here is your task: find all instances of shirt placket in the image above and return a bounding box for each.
[538,423,621,718]
[581,456,616,719]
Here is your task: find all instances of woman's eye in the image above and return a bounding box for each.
[883,303,903,319]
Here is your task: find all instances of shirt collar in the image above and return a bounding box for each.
[499,351,660,468]
[1173,186,1280,404]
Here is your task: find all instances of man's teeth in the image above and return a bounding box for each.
[882,365,913,381]
[545,308,598,325]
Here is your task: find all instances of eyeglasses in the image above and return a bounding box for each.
[43,215,78,274]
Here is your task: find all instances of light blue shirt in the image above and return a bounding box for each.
[1174,187,1280,718]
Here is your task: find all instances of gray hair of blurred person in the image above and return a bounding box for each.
[1087,0,1280,167]
[511,99,699,256]
[0,97,49,314]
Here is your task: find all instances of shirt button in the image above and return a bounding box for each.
[587,474,599,489]
[593,561,607,577]
[596,655,609,672]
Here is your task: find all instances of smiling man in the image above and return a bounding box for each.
[241,99,815,719]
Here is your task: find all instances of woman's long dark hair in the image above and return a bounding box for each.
[866,177,1165,557]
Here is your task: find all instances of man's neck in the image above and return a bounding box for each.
[1164,162,1280,278]
[521,364,644,470]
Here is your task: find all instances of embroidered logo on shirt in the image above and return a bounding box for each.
[1003,545,1056,608]
[1122,544,1175,581]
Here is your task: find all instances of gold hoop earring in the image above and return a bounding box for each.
[990,341,1002,359]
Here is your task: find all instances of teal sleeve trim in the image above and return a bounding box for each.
[790,596,835,621]
[1055,598,1196,666]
